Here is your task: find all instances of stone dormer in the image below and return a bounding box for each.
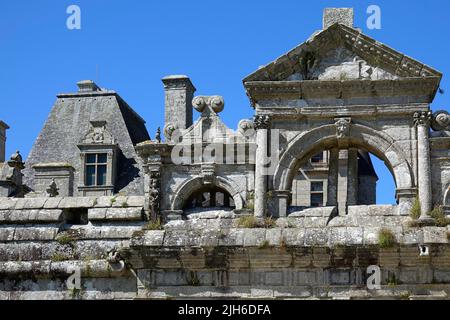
[24,81,150,196]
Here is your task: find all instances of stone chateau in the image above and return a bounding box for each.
[0,8,450,299]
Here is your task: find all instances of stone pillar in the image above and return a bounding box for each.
[337,150,349,215]
[254,115,271,218]
[0,121,9,163]
[326,148,339,206]
[347,148,359,205]
[414,111,434,222]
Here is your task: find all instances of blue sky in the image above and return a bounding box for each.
[1,0,449,204]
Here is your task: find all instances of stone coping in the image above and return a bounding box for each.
[31,162,74,169]
[130,222,450,248]
[0,260,128,278]
[0,196,145,210]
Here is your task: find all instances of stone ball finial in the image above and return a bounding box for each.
[192,95,225,114]
[192,96,207,112]
[208,96,225,113]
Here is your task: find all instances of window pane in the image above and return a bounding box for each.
[85,165,96,186]
[97,153,107,163]
[86,154,96,164]
[310,194,323,207]
[311,152,324,163]
[97,165,107,186]
[311,181,323,192]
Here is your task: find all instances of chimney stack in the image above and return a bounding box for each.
[162,75,196,131]
[0,121,9,163]
[323,8,354,29]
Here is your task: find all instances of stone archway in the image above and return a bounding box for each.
[271,122,416,216]
[171,176,244,211]
[444,185,450,206]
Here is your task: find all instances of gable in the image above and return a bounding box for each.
[243,24,442,83]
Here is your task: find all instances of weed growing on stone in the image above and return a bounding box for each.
[378,228,396,248]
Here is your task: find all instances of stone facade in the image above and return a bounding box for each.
[0,8,449,300]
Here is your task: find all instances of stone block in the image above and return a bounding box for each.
[423,227,448,244]
[243,228,266,247]
[43,197,62,209]
[265,228,282,246]
[88,208,107,220]
[281,228,305,246]
[13,226,58,241]
[304,228,329,246]
[219,228,245,246]
[106,208,144,221]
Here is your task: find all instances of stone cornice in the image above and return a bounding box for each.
[245,78,440,106]
[255,104,430,120]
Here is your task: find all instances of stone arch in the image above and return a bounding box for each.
[273,123,415,195]
[444,185,450,206]
[171,176,244,210]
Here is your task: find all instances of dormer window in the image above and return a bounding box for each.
[85,153,108,186]
[77,121,118,196]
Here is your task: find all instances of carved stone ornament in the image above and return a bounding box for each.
[413,111,432,127]
[192,96,225,114]
[238,119,256,137]
[335,118,351,138]
[148,171,161,221]
[46,179,59,197]
[431,110,450,131]
[164,122,179,141]
[81,121,115,145]
[253,115,271,130]
[201,163,216,185]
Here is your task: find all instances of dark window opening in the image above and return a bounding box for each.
[311,152,324,163]
[63,208,88,225]
[310,181,324,207]
[85,153,107,186]
[184,186,235,210]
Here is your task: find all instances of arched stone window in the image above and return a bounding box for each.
[184,185,235,210]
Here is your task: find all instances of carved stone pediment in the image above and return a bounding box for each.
[80,121,115,145]
[244,24,441,83]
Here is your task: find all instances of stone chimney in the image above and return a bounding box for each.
[323,8,354,29]
[162,75,196,131]
[0,121,9,163]
[77,80,101,92]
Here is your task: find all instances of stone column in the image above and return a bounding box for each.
[347,148,359,205]
[414,111,434,222]
[326,148,339,206]
[337,150,349,215]
[254,115,271,218]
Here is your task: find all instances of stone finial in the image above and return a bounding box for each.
[323,8,354,29]
[77,80,100,92]
[192,96,225,114]
[155,127,162,143]
[46,179,59,197]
